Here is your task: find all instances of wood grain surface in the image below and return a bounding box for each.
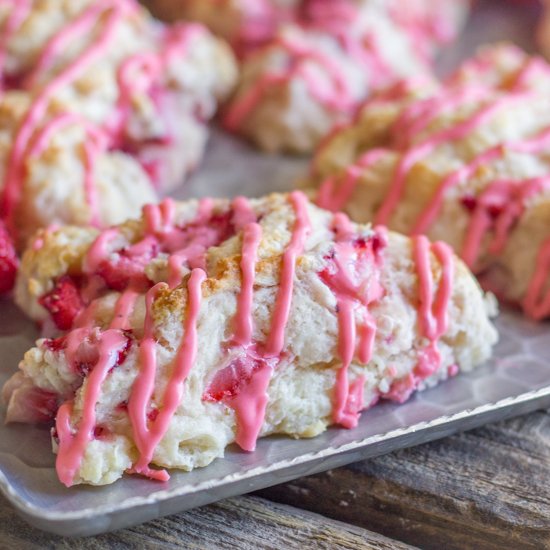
[257,411,550,549]
[2,412,548,548]
[0,494,414,550]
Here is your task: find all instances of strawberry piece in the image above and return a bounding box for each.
[0,219,18,294]
[43,335,68,353]
[203,352,276,403]
[96,238,158,291]
[39,276,84,331]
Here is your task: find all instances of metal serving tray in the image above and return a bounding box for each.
[1,0,548,537]
[1,301,550,536]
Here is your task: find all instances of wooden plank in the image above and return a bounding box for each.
[0,494,415,549]
[257,411,550,549]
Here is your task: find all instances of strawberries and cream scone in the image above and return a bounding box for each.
[0,0,237,193]
[5,192,497,486]
[308,43,550,320]
[222,0,468,154]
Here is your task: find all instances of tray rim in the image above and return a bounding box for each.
[3,382,550,536]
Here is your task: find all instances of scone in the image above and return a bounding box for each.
[5,192,497,486]
[223,0,468,153]
[0,0,238,193]
[0,91,157,248]
[309,43,550,320]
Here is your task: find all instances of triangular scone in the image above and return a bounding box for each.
[4,192,497,486]
[308,44,550,320]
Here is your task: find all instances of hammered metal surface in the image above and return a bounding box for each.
[0,0,548,537]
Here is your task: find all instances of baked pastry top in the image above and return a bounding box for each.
[5,192,497,486]
[307,43,550,320]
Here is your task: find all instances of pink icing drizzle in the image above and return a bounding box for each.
[1,2,125,234]
[206,192,311,452]
[231,192,310,450]
[233,222,263,347]
[461,177,550,269]
[129,269,205,480]
[386,236,453,404]
[321,213,384,428]
[113,23,204,149]
[317,149,388,212]
[224,33,355,132]
[265,191,311,355]
[55,329,129,486]
[374,92,532,226]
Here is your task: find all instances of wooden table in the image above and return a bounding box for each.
[2,409,549,549]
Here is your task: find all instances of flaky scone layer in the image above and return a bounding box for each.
[6,192,496,486]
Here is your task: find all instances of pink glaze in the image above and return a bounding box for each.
[127,284,166,481]
[85,229,119,274]
[209,192,311,452]
[114,23,204,143]
[110,287,140,330]
[55,329,129,486]
[1,2,124,234]
[233,223,262,346]
[130,269,205,480]
[265,191,311,355]
[321,213,384,428]
[224,34,355,132]
[24,1,136,89]
[374,92,532,226]
[410,114,550,236]
[384,237,453,403]
[227,358,273,451]
[317,149,388,212]
[413,237,453,382]
[231,192,310,450]
[461,177,550,268]
[231,196,257,231]
[393,86,488,149]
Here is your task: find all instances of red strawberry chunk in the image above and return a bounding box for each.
[96,237,158,291]
[39,276,84,331]
[0,219,18,294]
[203,352,276,403]
[43,335,68,352]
